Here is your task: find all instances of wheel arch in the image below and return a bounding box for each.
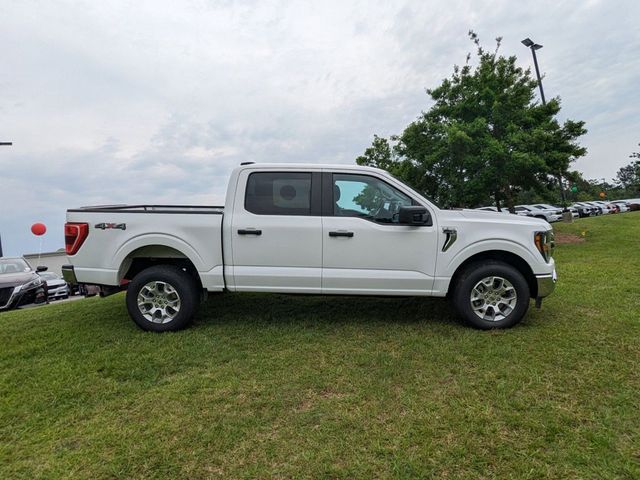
[117,243,203,291]
[447,250,538,298]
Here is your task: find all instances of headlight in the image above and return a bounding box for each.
[19,276,44,291]
[534,230,555,262]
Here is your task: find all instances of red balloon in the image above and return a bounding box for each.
[31,223,47,236]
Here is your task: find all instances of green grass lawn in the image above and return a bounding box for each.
[1,214,639,479]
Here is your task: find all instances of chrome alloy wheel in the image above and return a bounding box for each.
[470,276,517,322]
[137,281,181,323]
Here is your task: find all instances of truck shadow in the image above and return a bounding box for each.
[198,292,459,328]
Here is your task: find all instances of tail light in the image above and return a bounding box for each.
[65,222,89,255]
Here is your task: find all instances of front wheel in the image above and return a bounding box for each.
[451,261,530,329]
[126,265,200,332]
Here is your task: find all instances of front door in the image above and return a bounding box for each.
[322,172,438,295]
[230,170,322,293]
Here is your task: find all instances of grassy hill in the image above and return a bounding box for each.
[1,213,639,479]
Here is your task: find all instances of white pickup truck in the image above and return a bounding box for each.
[63,163,557,331]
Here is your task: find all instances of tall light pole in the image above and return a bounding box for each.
[0,141,11,256]
[521,38,568,211]
[521,38,546,105]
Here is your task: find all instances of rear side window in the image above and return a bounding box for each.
[245,172,312,215]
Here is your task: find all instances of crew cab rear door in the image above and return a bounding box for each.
[228,169,322,293]
[321,171,438,295]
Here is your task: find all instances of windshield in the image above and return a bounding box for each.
[39,272,59,281]
[0,258,32,275]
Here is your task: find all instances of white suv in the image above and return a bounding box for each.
[514,205,562,223]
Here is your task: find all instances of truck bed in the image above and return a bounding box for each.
[66,205,225,290]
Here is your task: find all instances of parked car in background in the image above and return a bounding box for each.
[586,201,614,214]
[0,257,48,311]
[514,205,561,223]
[625,199,640,211]
[577,202,602,215]
[475,206,511,214]
[591,201,617,214]
[38,272,70,300]
[570,203,593,218]
[611,200,630,212]
[531,204,578,220]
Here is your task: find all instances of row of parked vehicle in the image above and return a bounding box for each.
[0,256,98,312]
[477,198,640,222]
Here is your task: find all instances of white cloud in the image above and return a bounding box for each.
[1,0,639,255]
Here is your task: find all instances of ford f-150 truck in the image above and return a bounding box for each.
[63,163,557,331]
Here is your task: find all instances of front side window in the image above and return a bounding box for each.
[245,172,312,215]
[332,174,413,224]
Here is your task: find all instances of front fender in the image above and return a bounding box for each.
[440,238,543,277]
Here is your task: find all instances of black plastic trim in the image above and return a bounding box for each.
[329,231,354,238]
[321,172,333,216]
[310,172,322,216]
[67,205,224,214]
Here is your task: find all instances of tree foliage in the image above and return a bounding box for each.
[356,32,587,210]
[615,144,640,196]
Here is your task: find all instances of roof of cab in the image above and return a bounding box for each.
[235,162,387,174]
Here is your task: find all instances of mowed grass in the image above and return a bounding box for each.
[1,214,639,479]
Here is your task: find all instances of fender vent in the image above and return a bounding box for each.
[442,228,458,252]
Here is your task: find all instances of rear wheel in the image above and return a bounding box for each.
[452,261,530,329]
[126,265,199,332]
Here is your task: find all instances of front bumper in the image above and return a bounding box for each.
[0,285,47,311]
[536,267,557,298]
[48,284,70,299]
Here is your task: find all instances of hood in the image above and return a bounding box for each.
[438,209,550,228]
[0,271,39,289]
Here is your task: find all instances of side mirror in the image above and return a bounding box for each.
[398,206,432,226]
[36,266,48,273]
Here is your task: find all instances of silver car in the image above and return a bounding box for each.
[514,205,561,223]
[38,272,70,300]
[531,204,578,220]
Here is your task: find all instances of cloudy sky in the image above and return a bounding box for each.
[1,0,639,256]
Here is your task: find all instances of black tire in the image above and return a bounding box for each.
[451,261,530,329]
[126,265,199,332]
[534,215,546,220]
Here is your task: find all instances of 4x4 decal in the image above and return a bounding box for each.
[95,223,126,230]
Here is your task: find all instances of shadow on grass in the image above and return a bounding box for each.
[196,292,460,329]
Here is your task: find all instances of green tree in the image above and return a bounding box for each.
[615,144,640,196]
[357,32,587,211]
